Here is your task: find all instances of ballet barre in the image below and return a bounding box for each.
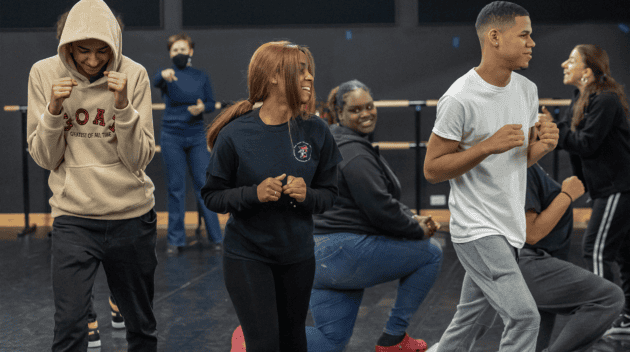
[373,141,427,150]
[1,98,573,114]
[151,101,225,111]
[374,100,438,108]
[4,98,573,235]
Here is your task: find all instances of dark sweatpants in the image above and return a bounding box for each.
[583,191,630,315]
[51,210,158,352]
[520,248,624,352]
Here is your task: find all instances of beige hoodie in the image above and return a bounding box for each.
[27,0,155,220]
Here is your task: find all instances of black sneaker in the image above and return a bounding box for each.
[88,319,101,348]
[607,313,630,335]
[110,296,125,329]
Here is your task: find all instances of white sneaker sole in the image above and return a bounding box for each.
[606,326,630,335]
[88,339,101,348]
[426,342,439,352]
[112,320,126,329]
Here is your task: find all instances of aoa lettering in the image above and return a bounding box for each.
[64,108,115,132]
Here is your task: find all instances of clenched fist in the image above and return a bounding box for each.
[283,175,307,202]
[257,174,286,202]
[482,124,525,154]
[561,176,585,203]
[535,106,559,151]
[537,121,559,152]
[104,71,128,109]
[187,99,205,116]
[415,215,440,238]
[49,77,78,115]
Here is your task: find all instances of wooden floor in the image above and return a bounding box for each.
[1,226,629,352]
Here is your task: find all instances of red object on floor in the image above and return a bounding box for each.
[231,325,246,352]
[375,333,428,352]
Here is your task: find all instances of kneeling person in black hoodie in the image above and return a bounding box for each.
[305,80,443,352]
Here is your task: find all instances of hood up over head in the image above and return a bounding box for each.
[58,0,122,82]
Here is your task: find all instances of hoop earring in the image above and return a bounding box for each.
[581,76,588,84]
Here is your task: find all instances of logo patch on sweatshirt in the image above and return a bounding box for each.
[293,141,311,162]
[62,108,115,133]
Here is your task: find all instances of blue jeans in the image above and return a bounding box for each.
[306,233,443,352]
[160,126,222,246]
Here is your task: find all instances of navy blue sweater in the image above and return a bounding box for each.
[201,110,342,264]
[557,90,630,199]
[153,65,215,129]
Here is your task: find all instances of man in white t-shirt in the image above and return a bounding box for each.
[423,2,559,351]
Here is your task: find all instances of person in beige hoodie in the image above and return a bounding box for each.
[27,0,157,350]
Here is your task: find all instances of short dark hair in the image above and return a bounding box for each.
[167,33,195,51]
[475,1,529,44]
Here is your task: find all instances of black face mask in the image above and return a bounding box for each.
[172,54,190,69]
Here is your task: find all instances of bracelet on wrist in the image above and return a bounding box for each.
[561,191,573,203]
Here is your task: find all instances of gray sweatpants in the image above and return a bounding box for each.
[520,248,624,352]
[437,235,540,352]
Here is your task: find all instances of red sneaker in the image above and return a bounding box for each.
[231,325,246,352]
[375,333,428,352]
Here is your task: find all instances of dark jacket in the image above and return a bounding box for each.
[557,90,630,199]
[313,124,424,239]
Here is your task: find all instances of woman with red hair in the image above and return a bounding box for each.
[201,41,342,351]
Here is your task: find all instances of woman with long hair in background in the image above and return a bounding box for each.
[542,44,630,334]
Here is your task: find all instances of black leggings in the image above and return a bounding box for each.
[223,255,316,352]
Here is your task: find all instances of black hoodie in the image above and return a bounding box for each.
[557,90,630,199]
[313,124,425,239]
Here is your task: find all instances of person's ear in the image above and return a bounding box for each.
[188,48,194,57]
[584,67,594,79]
[488,29,500,47]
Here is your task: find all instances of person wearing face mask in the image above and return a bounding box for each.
[27,0,158,350]
[153,33,222,255]
[304,80,443,352]
[540,44,630,335]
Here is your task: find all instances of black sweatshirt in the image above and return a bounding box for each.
[313,124,425,239]
[201,110,342,264]
[557,90,630,199]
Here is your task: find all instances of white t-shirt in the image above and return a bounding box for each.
[432,68,538,248]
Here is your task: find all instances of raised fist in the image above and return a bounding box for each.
[561,176,585,202]
[49,77,78,115]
